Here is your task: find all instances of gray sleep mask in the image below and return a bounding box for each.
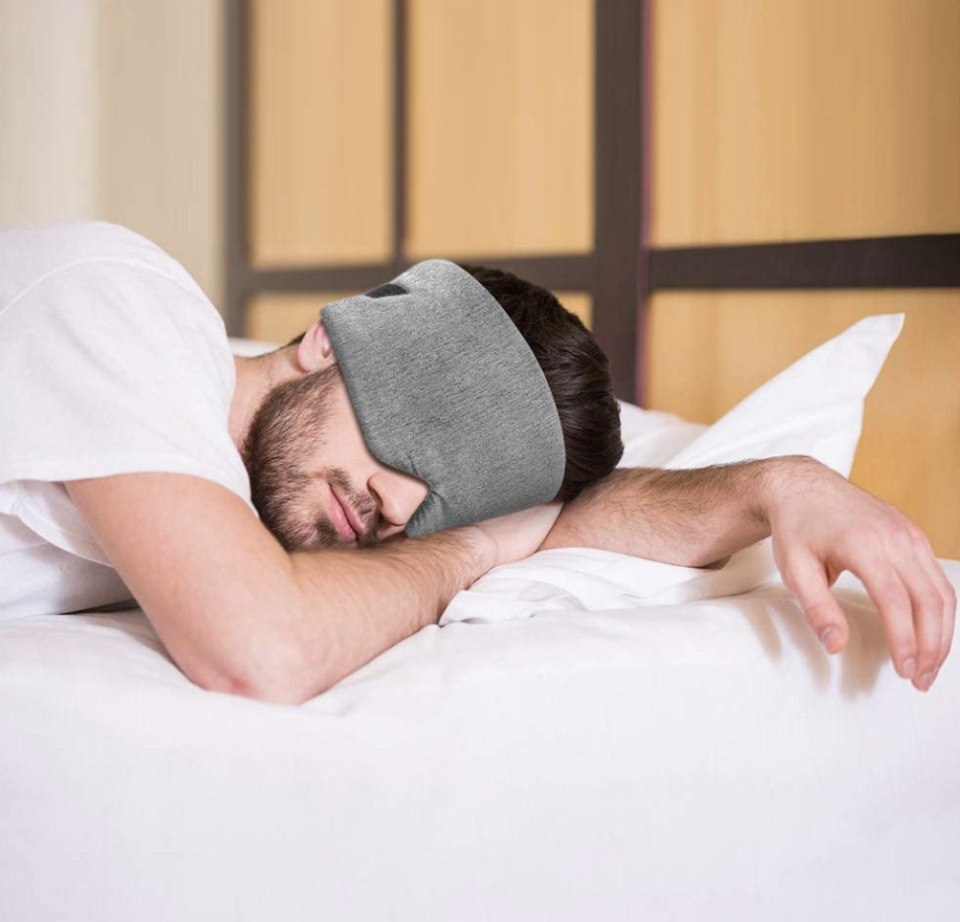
[319,258,566,538]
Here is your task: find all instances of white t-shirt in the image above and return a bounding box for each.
[0,219,255,621]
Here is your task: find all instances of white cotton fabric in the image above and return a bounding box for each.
[1,563,959,922]
[0,220,252,620]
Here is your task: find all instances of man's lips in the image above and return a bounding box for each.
[328,485,357,542]
[335,486,368,537]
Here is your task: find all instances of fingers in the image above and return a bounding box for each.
[780,552,850,654]
[903,524,957,684]
[824,524,953,693]
[891,552,943,691]
[784,538,950,693]
[862,519,952,691]
[844,553,919,680]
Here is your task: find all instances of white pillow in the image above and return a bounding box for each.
[618,402,707,468]
[441,313,905,624]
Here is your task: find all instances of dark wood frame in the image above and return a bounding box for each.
[225,0,960,406]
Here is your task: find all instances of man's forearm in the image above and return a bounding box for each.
[285,525,493,701]
[538,456,805,567]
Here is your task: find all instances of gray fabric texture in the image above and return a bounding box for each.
[320,258,566,538]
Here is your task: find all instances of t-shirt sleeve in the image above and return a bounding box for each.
[0,257,252,504]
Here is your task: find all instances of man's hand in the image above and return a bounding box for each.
[535,455,955,693]
[763,457,957,692]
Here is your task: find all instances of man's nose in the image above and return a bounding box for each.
[368,468,429,538]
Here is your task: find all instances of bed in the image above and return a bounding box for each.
[1,314,958,921]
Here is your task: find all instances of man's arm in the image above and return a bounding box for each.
[539,455,956,692]
[539,459,772,567]
[66,473,495,705]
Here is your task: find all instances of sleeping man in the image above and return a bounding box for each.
[0,220,953,702]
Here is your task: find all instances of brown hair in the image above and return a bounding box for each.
[286,264,624,503]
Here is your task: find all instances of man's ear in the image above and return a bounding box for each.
[295,319,337,373]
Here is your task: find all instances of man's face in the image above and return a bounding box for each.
[240,362,429,552]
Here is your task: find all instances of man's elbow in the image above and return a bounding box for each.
[206,671,308,706]
[195,643,332,706]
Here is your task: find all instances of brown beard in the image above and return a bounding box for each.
[240,364,344,551]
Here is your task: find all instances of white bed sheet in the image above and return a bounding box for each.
[1,559,959,921]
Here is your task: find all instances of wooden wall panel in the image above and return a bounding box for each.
[407,0,594,259]
[555,292,592,330]
[247,293,354,344]
[651,0,960,245]
[644,290,960,559]
[249,0,393,266]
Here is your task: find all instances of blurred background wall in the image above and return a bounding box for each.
[645,0,959,558]
[0,0,224,307]
[229,0,609,377]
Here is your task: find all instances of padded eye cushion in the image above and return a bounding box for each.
[320,259,566,538]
